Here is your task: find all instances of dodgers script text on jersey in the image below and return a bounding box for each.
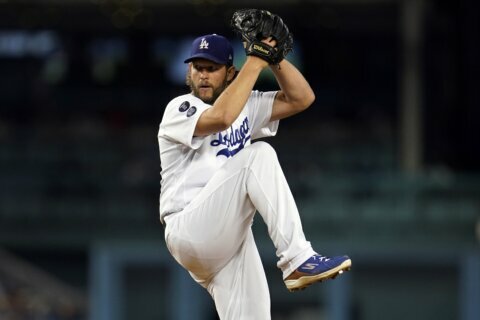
[211,117,251,157]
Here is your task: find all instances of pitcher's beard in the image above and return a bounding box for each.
[191,80,229,105]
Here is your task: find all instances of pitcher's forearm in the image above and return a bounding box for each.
[214,57,266,125]
[271,59,315,109]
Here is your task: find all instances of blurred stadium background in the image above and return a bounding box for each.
[0,0,479,319]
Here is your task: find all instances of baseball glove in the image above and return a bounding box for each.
[231,9,293,65]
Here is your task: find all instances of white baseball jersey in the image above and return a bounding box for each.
[158,90,279,223]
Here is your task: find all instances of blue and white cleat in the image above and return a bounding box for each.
[284,254,352,291]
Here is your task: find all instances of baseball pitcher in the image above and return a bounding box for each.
[158,9,351,319]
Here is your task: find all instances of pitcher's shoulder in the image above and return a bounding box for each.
[166,93,205,110]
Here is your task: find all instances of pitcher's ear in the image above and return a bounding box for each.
[227,66,236,82]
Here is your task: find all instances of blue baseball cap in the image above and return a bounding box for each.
[184,34,234,66]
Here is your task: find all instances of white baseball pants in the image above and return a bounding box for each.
[164,142,316,320]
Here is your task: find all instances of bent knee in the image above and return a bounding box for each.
[249,141,277,158]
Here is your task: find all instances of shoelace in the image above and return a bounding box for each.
[313,255,331,262]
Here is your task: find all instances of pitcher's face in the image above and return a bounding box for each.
[188,59,232,104]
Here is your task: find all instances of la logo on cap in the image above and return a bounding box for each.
[199,38,209,49]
